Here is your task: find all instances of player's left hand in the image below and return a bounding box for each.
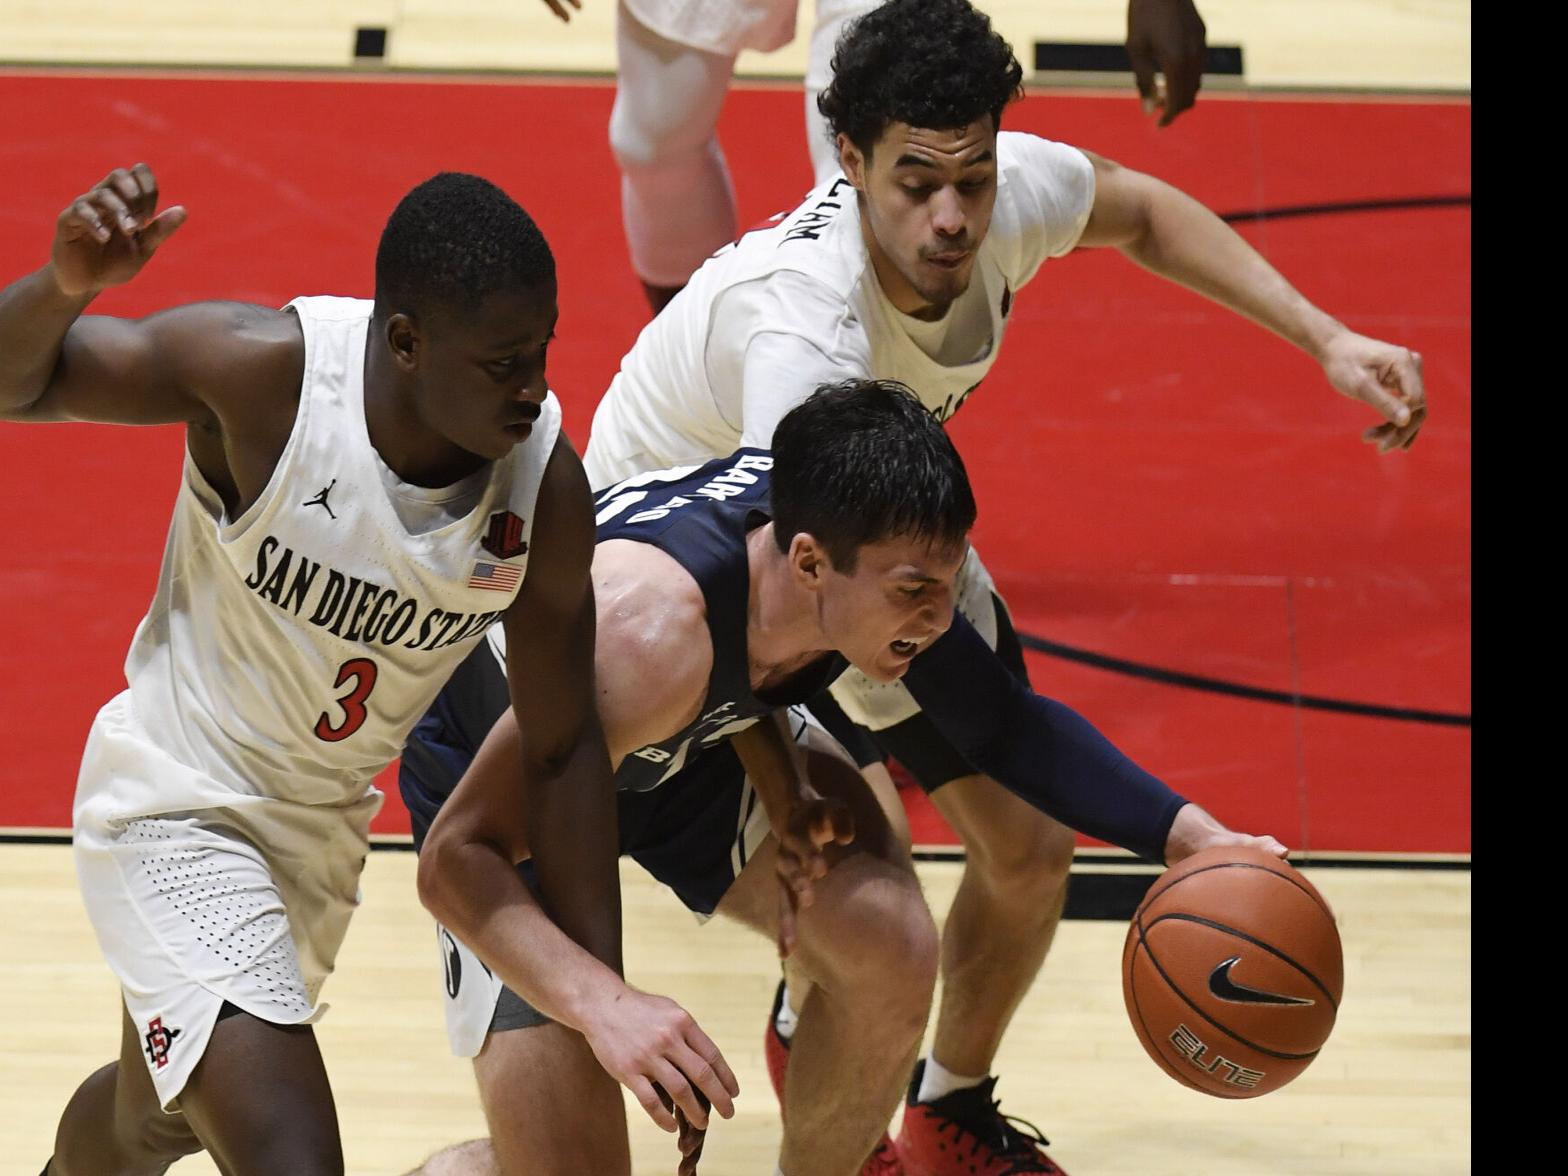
[1164,802,1287,865]
[775,794,855,958]
[1126,0,1207,127]
[1319,329,1427,452]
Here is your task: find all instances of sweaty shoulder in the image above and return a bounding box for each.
[990,132,1098,284]
[164,301,305,407]
[593,538,712,747]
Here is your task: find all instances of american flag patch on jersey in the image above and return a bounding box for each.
[468,561,522,592]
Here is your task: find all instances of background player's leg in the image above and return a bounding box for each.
[174,1009,345,1174]
[803,0,884,184]
[718,749,938,1175]
[611,0,739,312]
[51,1005,202,1176]
[928,775,1074,1077]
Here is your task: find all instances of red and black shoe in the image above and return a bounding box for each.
[764,980,906,1175]
[896,1060,1067,1176]
[764,978,792,1109]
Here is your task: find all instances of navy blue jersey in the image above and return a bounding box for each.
[403,450,1190,863]
[594,450,839,792]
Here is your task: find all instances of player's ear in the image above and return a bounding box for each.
[386,313,420,372]
[788,532,827,589]
[838,135,866,189]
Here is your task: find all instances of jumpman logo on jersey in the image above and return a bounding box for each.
[303,479,338,519]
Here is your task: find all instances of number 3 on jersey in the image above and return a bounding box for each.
[315,657,378,742]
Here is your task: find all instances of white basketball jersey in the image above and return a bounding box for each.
[105,295,561,815]
[584,132,1095,486]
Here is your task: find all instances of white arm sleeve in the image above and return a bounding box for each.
[705,271,873,449]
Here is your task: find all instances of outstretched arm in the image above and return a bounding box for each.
[1076,150,1426,452]
[902,614,1283,864]
[0,164,202,424]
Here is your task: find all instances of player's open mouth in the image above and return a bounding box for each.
[891,639,919,656]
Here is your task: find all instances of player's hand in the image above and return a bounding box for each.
[775,794,855,959]
[580,986,740,1135]
[1126,0,1207,127]
[51,165,186,299]
[1163,802,1287,865]
[1318,329,1427,452]
[538,0,582,22]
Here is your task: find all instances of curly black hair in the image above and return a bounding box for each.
[772,378,976,572]
[817,0,1023,156]
[373,172,554,322]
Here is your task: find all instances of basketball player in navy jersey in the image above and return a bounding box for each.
[580,1,1428,1170]
[0,166,627,1176]
[401,380,1282,1175]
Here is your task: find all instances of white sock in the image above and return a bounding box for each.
[917,1056,987,1103]
[774,981,800,1043]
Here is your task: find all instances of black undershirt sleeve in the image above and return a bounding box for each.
[900,614,1189,863]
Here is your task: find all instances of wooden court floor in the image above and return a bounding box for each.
[0,847,1470,1175]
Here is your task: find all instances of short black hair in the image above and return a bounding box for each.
[817,0,1023,156]
[771,379,976,571]
[373,172,555,322]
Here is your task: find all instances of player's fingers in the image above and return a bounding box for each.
[634,1077,679,1133]
[543,0,572,20]
[1126,39,1159,112]
[105,167,144,216]
[1361,421,1397,447]
[778,872,801,958]
[1391,349,1426,409]
[126,162,159,218]
[649,1060,707,1129]
[1357,372,1412,427]
[669,1041,735,1121]
[90,186,138,234]
[62,198,111,243]
[138,205,188,253]
[1158,42,1203,125]
[682,1022,740,1101]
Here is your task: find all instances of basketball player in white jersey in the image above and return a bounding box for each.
[581,1,1429,1171]
[0,166,640,1175]
[539,0,1208,311]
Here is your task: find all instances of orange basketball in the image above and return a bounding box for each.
[1121,846,1344,1098]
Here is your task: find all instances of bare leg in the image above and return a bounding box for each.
[51,1005,203,1176]
[54,1003,344,1176]
[611,2,739,303]
[721,750,938,1175]
[404,1023,630,1176]
[928,775,1074,1076]
[176,1009,345,1175]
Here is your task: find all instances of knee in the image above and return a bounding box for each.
[608,103,713,172]
[965,808,1075,899]
[811,864,939,1008]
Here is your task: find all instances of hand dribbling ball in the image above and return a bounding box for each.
[1122,846,1344,1097]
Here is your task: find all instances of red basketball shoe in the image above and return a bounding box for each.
[896,1062,1067,1176]
[764,981,906,1175]
[764,979,792,1108]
